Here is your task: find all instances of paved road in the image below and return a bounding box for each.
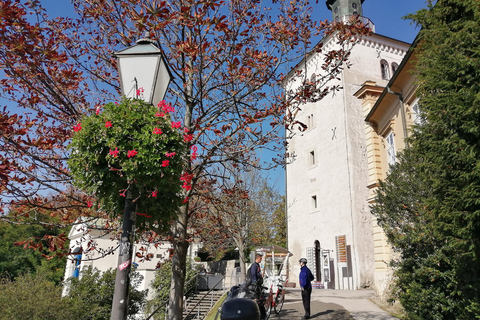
[274,289,399,320]
[215,289,399,320]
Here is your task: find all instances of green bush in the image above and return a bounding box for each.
[146,260,199,319]
[64,266,147,319]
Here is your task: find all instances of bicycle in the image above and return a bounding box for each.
[273,278,286,314]
[260,277,287,319]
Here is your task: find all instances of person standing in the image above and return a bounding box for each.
[250,253,263,286]
[249,253,265,319]
[299,258,314,319]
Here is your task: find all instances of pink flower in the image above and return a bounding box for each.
[151,190,157,197]
[153,128,163,135]
[119,189,126,197]
[191,145,198,161]
[171,121,182,129]
[182,197,189,203]
[115,101,119,105]
[183,134,193,142]
[127,150,138,158]
[73,123,82,132]
[161,160,170,167]
[158,100,175,113]
[109,147,119,157]
[105,121,112,128]
[95,107,101,115]
[180,173,193,191]
[180,173,193,183]
[136,87,144,96]
[155,112,165,117]
[87,201,93,208]
[165,151,176,158]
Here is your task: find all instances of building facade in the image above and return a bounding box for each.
[354,38,419,297]
[63,218,201,300]
[285,0,410,291]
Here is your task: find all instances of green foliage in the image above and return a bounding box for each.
[147,260,199,319]
[0,266,147,320]
[0,273,75,320]
[0,221,67,284]
[271,196,287,248]
[64,266,147,319]
[373,1,480,319]
[68,98,186,230]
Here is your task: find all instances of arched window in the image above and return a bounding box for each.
[391,62,399,75]
[380,59,390,80]
[352,3,358,9]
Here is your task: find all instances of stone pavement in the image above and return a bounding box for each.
[275,289,399,320]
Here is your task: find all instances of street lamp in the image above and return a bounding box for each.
[115,35,172,106]
[110,36,172,320]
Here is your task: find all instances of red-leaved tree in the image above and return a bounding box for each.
[0,0,370,318]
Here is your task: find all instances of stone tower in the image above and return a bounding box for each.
[285,0,408,291]
[326,0,375,32]
[326,0,365,20]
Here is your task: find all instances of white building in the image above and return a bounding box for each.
[285,0,410,290]
[63,218,201,299]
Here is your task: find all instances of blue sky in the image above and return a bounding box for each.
[45,0,425,42]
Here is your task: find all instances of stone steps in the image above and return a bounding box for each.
[183,291,224,320]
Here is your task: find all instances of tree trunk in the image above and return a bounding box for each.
[236,239,247,284]
[111,189,136,320]
[168,206,189,320]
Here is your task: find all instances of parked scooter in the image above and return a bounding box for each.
[220,283,269,320]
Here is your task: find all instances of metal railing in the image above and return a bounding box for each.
[145,274,201,320]
[183,275,225,320]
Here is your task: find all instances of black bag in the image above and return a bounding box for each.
[245,264,253,286]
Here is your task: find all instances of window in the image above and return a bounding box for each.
[391,62,399,74]
[380,59,390,80]
[310,150,316,165]
[352,3,358,9]
[307,113,314,129]
[312,195,317,209]
[73,253,82,278]
[386,132,396,169]
[334,7,339,13]
[411,100,422,125]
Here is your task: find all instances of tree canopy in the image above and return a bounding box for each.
[372,1,480,318]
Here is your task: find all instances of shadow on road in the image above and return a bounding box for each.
[276,300,354,320]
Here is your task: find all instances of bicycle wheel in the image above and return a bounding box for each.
[264,299,272,320]
[274,291,285,314]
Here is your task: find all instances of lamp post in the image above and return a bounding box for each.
[110,36,172,320]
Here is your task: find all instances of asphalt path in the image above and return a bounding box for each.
[276,289,399,320]
[215,289,399,320]
[275,298,353,319]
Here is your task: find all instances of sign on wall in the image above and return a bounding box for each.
[336,235,348,266]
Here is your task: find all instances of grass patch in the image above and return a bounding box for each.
[204,292,227,320]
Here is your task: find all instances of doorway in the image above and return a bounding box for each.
[314,240,321,281]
